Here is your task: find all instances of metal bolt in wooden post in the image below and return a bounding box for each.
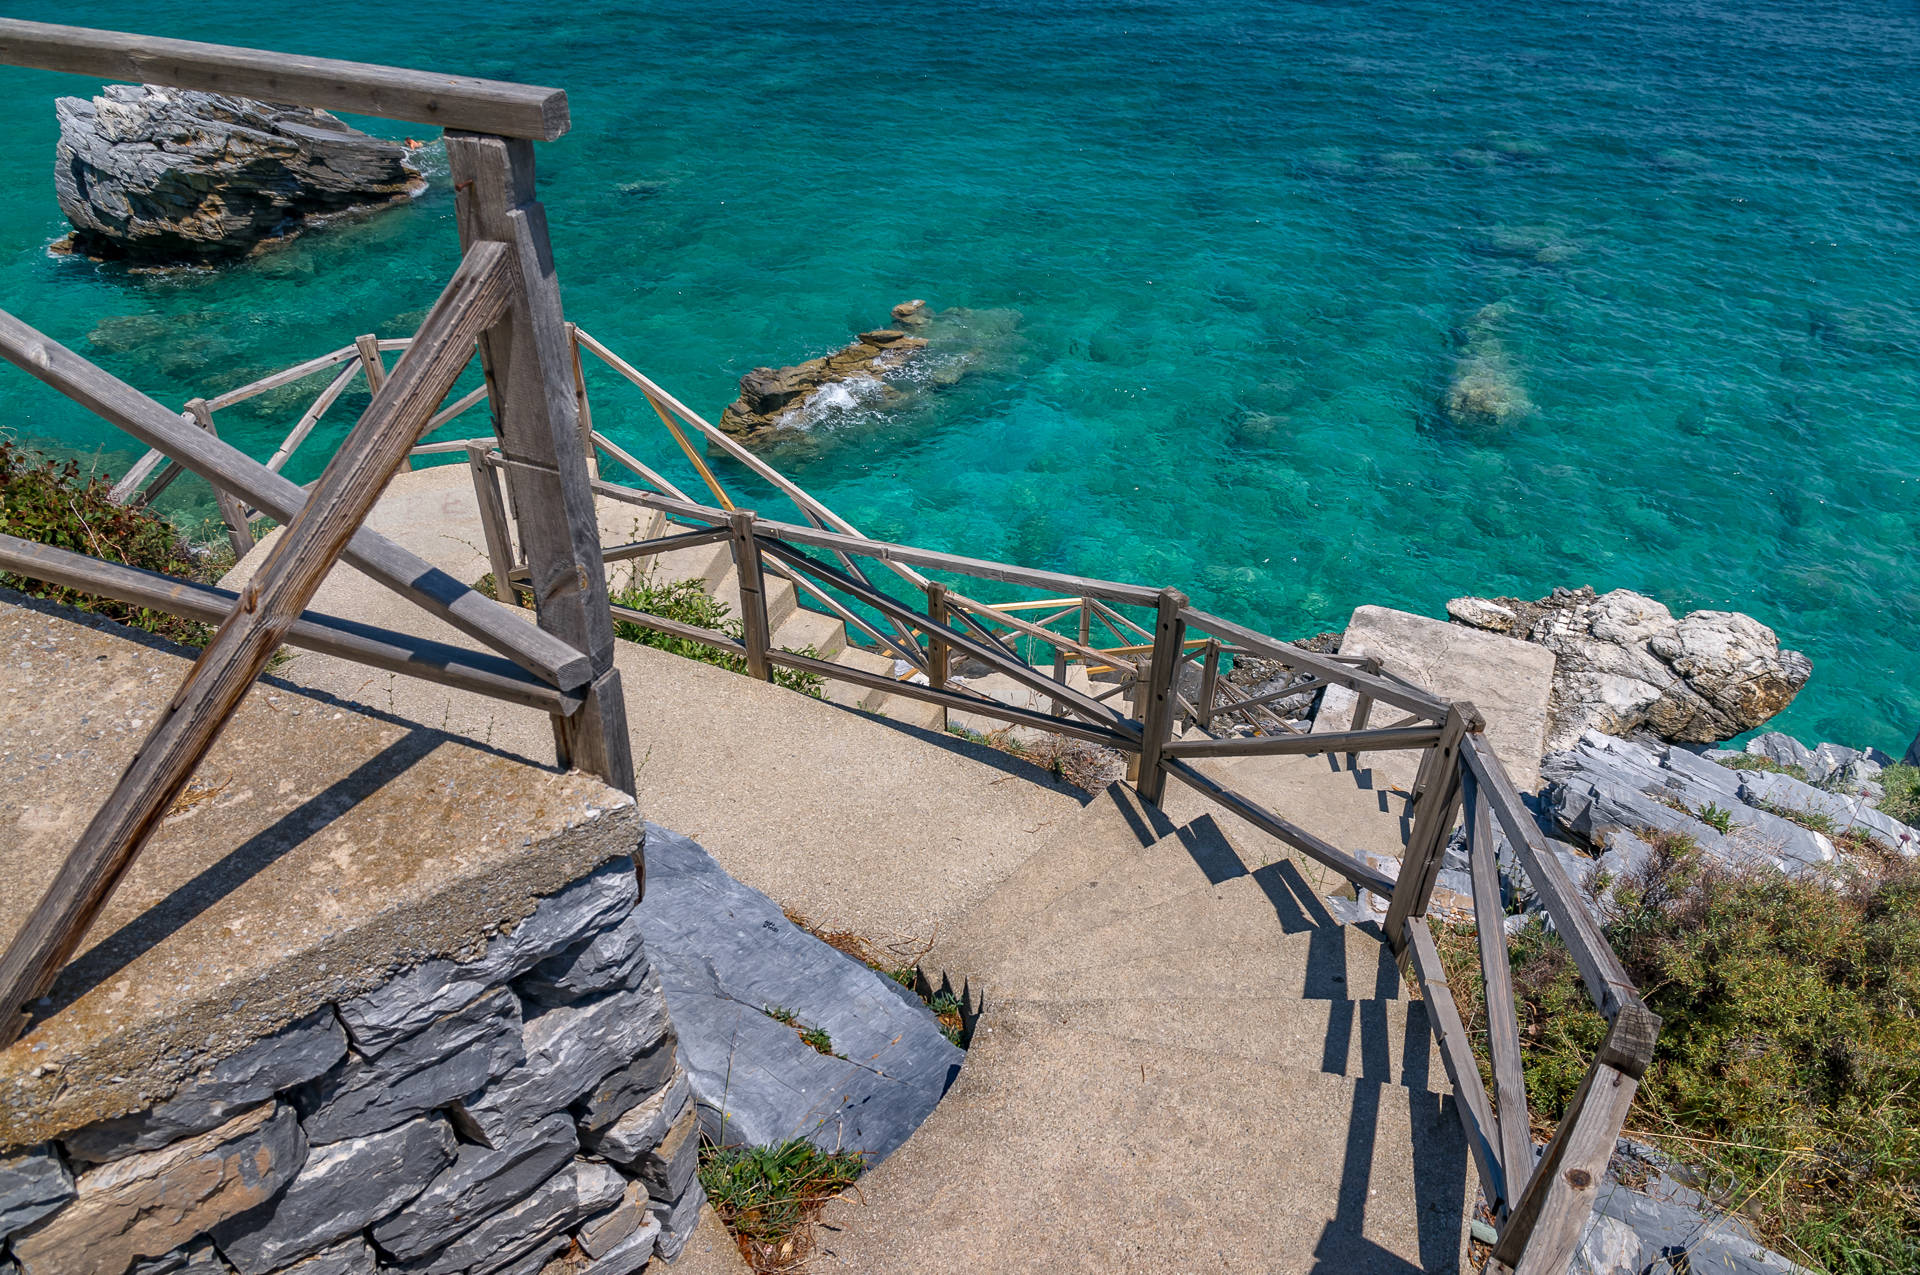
[1134,587,1188,805]
[729,509,772,681]
[445,130,631,793]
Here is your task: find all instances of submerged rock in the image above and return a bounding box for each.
[54,84,423,260]
[1446,585,1810,751]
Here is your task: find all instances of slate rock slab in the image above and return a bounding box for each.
[276,1238,377,1275]
[574,1031,679,1138]
[517,914,649,1009]
[0,1143,73,1237]
[339,858,638,1057]
[295,986,524,1143]
[635,824,963,1163]
[586,1070,691,1165]
[1574,1181,1809,1274]
[14,1103,304,1275]
[66,1007,347,1163]
[212,1112,456,1275]
[127,1238,230,1275]
[401,1159,626,1275]
[370,1111,578,1261]
[648,1178,708,1262]
[454,970,670,1144]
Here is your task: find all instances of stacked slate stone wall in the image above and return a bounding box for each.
[0,856,705,1275]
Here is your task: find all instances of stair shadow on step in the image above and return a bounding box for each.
[1308,1076,1469,1273]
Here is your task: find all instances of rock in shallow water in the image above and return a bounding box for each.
[54,84,422,260]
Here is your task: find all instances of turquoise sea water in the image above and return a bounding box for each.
[2,0,1918,752]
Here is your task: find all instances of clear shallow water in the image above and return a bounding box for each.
[2,0,1918,752]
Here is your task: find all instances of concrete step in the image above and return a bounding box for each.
[817,646,947,732]
[1201,747,1417,865]
[811,1003,1471,1273]
[998,994,1444,1094]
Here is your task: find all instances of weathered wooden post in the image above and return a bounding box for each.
[444,132,633,794]
[1134,587,1188,805]
[183,399,254,559]
[466,443,517,603]
[564,322,598,479]
[728,509,772,681]
[1383,702,1473,952]
[1197,637,1221,730]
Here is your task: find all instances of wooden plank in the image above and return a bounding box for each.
[0,19,570,139]
[1220,675,1332,714]
[758,538,1142,741]
[1461,732,1641,1023]
[1135,588,1187,806]
[601,526,732,565]
[0,308,591,690]
[764,648,1138,749]
[948,588,1138,675]
[205,344,357,411]
[107,446,167,505]
[1161,724,1443,760]
[467,444,518,604]
[1384,704,1471,951]
[609,603,749,656]
[1405,917,1510,1214]
[0,240,516,1049]
[0,532,576,713]
[1492,1025,1646,1271]
[1177,606,1452,721]
[354,334,388,395]
[587,431,694,503]
[183,399,255,558]
[446,131,630,793]
[266,356,362,474]
[563,323,597,479]
[422,384,489,435]
[1466,766,1534,1216]
[926,582,950,692]
[1197,639,1220,729]
[1160,758,1399,895]
[728,510,772,681]
[408,433,495,457]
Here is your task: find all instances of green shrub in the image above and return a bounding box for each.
[609,574,826,697]
[1880,764,1920,829]
[0,441,230,646]
[1439,833,1920,1271]
[1718,751,1811,783]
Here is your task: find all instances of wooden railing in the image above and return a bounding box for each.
[0,19,1655,1270]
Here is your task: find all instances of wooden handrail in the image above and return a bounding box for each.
[0,534,578,714]
[0,19,569,139]
[0,308,592,691]
[0,240,517,1048]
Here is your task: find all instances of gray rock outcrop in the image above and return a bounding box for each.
[1446,585,1810,751]
[54,84,422,260]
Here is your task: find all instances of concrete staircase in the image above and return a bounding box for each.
[222,463,1475,1270]
[811,783,1472,1273]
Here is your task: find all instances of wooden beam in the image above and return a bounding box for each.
[107,446,167,505]
[1492,1008,1656,1271]
[1404,917,1509,1215]
[757,538,1141,741]
[0,239,516,1049]
[600,526,732,565]
[1466,767,1535,1217]
[0,307,592,691]
[1461,732,1643,1025]
[1384,704,1472,951]
[1134,587,1188,806]
[0,19,570,140]
[1161,724,1443,760]
[0,533,577,714]
[1160,758,1399,896]
[445,131,630,793]
[183,399,254,559]
[729,510,772,681]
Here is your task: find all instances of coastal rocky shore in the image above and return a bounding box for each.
[1445,585,1811,752]
[53,85,423,260]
